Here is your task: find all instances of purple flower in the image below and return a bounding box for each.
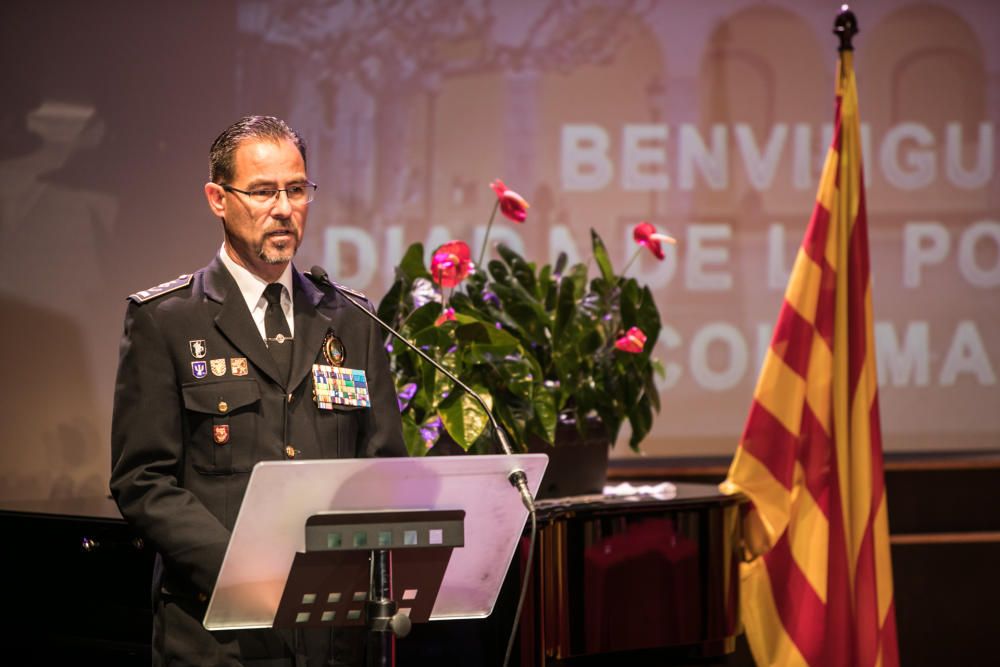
[483,291,500,307]
[411,277,441,309]
[396,382,417,412]
[420,417,443,448]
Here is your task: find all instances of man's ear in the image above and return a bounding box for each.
[204,182,226,219]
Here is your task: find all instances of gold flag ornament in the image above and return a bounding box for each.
[720,9,899,667]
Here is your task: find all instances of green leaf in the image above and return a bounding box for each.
[454,320,515,345]
[503,354,539,398]
[439,383,492,449]
[465,342,520,365]
[402,301,443,337]
[644,363,661,413]
[401,412,426,457]
[487,259,511,284]
[553,252,568,276]
[591,229,615,282]
[431,348,459,408]
[552,277,576,342]
[376,277,406,325]
[496,244,538,295]
[399,242,429,280]
[493,399,529,452]
[531,386,557,445]
[636,286,663,345]
[491,283,550,345]
[627,394,653,451]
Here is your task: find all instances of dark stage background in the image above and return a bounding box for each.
[0,0,998,502]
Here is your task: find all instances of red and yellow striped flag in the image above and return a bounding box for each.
[721,47,899,666]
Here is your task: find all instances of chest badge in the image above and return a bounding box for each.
[189,339,207,359]
[230,357,248,376]
[210,359,227,377]
[191,361,208,379]
[213,424,230,445]
[322,331,346,367]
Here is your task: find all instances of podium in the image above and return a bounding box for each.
[203,454,548,661]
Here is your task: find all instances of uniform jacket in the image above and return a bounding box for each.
[110,256,406,662]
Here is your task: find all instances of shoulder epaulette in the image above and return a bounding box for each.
[127,273,193,303]
[303,267,368,301]
[305,270,369,301]
[333,281,368,301]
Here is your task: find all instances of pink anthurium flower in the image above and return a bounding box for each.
[490,178,529,223]
[430,241,473,288]
[632,221,676,261]
[434,307,456,326]
[614,326,647,354]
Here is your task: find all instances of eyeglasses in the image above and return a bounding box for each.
[221,182,318,205]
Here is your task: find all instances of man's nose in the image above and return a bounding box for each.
[270,190,293,217]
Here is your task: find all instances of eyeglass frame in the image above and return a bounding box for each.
[220,181,318,205]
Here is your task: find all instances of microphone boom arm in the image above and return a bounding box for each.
[308,268,535,511]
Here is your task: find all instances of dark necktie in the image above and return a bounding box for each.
[263,283,292,384]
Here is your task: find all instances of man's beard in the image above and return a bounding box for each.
[257,232,298,264]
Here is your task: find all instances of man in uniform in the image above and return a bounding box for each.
[110,115,406,665]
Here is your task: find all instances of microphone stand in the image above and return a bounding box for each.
[309,267,540,666]
[309,268,541,666]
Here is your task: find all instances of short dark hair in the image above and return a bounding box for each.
[208,115,306,184]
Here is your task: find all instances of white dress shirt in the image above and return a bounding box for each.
[218,244,295,340]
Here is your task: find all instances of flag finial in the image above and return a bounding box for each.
[834,6,859,51]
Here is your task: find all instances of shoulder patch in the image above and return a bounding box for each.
[128,274,194,303]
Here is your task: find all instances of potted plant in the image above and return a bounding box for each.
[376,180,673,496]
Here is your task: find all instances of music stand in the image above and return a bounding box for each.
[203,455,548,661]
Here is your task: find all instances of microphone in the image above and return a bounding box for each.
[307,265,536,512]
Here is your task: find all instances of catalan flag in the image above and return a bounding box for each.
[720,37,900,667]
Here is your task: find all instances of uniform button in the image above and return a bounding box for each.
[285,445,296,459]
[287,393,294,404]
[197,592,208,603]
[218,400,229,413]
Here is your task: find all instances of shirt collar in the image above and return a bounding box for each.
[217,243,294,311]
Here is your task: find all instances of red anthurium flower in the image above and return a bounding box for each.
[434,307,456,326]
[430,241,473,288]
[489,178,529,223]
[614,326,647,354]
[632,221,676,260]
[489,178,507,199]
